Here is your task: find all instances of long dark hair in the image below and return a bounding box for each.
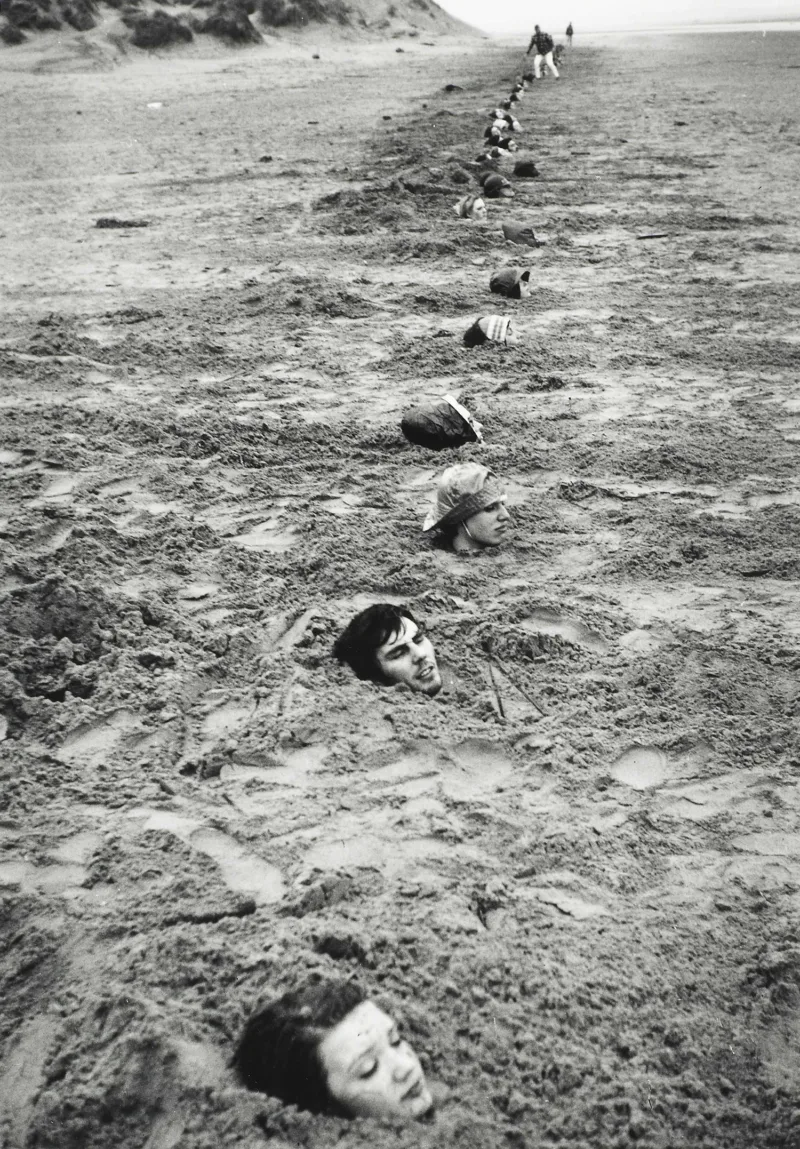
[233,979,366,1115]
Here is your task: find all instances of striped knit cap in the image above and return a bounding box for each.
[478,316,512,344]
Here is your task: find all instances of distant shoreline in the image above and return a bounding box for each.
[487,19,800,39]
[581,20,800,35]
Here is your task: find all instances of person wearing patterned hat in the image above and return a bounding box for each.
[423,462,512,555]
[463,315,517,347]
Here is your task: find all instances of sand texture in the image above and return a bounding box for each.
[1,26,800,1149]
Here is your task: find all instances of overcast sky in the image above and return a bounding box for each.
[437,0,797,35]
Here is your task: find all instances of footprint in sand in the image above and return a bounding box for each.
[130,809,284,904]
[520,610,608,654]
[611,745,671,790]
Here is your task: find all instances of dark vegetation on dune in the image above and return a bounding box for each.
[0,0,453,47]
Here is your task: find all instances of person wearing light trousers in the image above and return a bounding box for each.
[526,24,559,79]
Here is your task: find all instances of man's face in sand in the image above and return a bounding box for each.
[465,494,511,546]
[471,198,487,221]
[375,617,442,696]
[517,277,531,299]
[319,1001,433,1122]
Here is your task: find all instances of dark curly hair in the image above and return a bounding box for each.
[233,979,366,1115]
[332,604,418,685]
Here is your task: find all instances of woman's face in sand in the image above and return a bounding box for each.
[516,277,531,299]
[504,321,519,345]
[471,198,487,221]
[375,617,442,696]
[464,495,511,547]
[319,1001,433,1122]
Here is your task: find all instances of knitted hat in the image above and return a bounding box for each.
[401,393,484,452]
[513,159,539,178]
[482,173,514,199]
[463,315,513,347]
[422,463,504,532]
[489,267,531,298]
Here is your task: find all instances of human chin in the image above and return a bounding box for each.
[413,659,441,695]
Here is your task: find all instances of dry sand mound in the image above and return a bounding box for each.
[0,0,470,50]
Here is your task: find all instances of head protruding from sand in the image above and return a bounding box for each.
[423,462,512,554]
[235,980,434,1120]
[333,605,443,696]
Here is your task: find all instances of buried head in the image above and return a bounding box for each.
[319,1000,433,1121]
[234,980,433,1121]
[423,462,512,553]
[333,604,442,695]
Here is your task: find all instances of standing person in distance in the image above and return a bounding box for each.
[566,20,573,45]
[526,24,559,80]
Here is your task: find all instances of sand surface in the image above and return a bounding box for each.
[1,25,800,1149]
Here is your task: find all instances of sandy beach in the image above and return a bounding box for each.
[1,22,800,1149]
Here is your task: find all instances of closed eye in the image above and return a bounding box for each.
[385,645,409,661]
[358,1060,378,1079]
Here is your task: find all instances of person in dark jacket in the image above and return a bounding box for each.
[526,24,559,80]
[566,21,573,45]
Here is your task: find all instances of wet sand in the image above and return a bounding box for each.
[1,25,800,1149]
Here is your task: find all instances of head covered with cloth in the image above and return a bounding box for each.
[423,462,511,554]
[401,392,484,451]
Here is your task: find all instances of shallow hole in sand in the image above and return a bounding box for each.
[0,859,88,894]
[232,522,298,551]
[178,582,219,607]
[39,473,76,499]
[190,828,285,904]
[747,490,800,510]
[731,832,800,857]
[51,830,102,865]
[317,492,363,516]
[34,524,74,553]
[442,739,516,801]
[57,709,139,763]
[611,746,670,790]
[618,628,663,654]
[401,467,438,490]
[131,809,284,903]
[98,478,140,497]
[222,744,330,789]
[201,701,255,738]
[520,610,608,654]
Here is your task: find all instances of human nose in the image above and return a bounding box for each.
[390,1044,417,1081]
[498,503,510,521]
